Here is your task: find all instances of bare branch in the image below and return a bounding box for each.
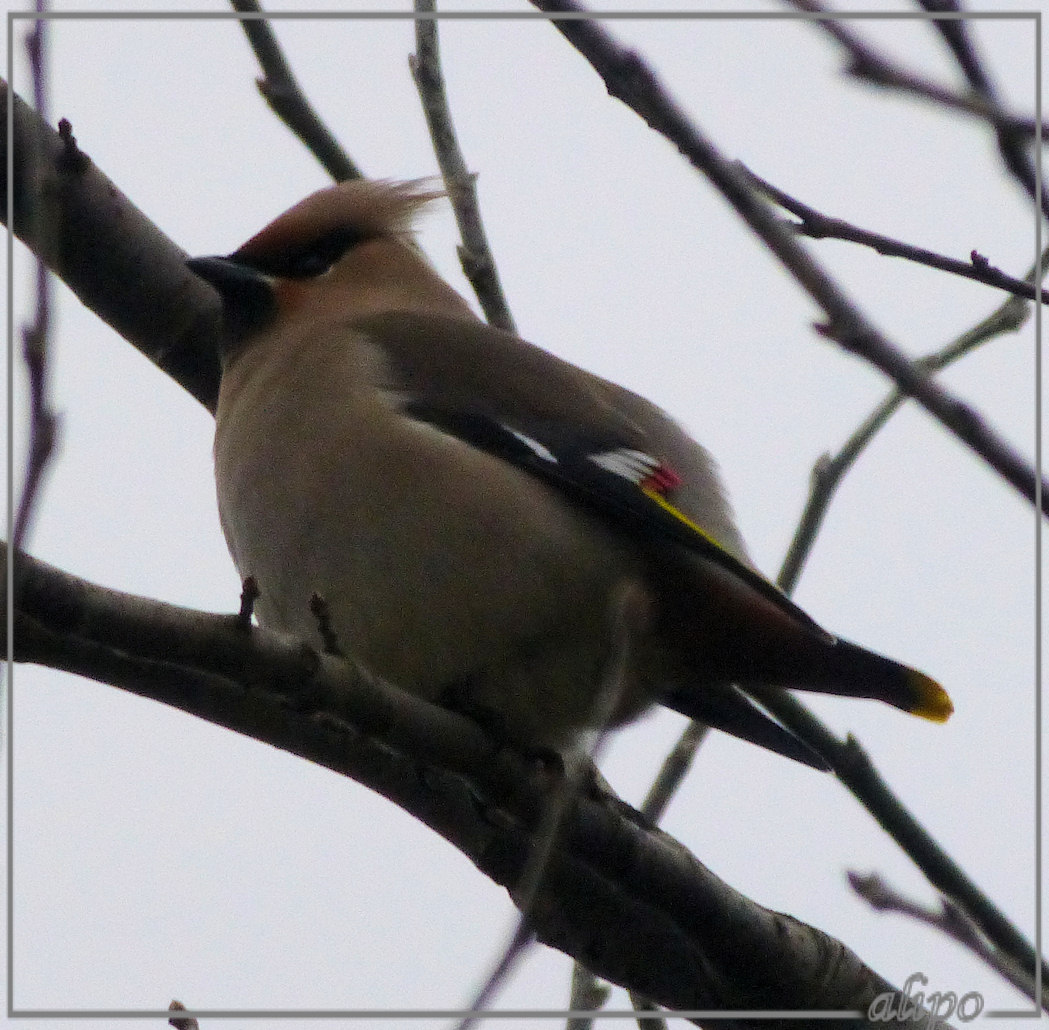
[566,965,611,1030]
[13,6,58,554]
[848,872,1042,1008]
[917,0,1047,219]
[529,0,1047,518]
[639,720,710,826]
[741,163,1049,305]
[228,0,361,182]
[410,0,517,332]
[1,79,222,411]
[784,0,1049,147]
[787,0,1049,221]
[9,543,957,1027]
[745,690,1049,997]
[628,994,668,1030]
[778,261,1035,594]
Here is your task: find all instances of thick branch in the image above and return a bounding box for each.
[8,544,951,1028]
[1,78,222,411]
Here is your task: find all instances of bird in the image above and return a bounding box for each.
[187,178,952,770]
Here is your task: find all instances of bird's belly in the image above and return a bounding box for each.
[215,413,657,746]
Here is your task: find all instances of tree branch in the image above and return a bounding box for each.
[918,0,1048,221]
[13,9,58,553]
[4,46,1033,1015]
[748,688,1048,997]
[1,78,222,411]
[410,0,518,332]
[228,0,361,182]
[741,163,1049,305]
[8,543,953,1028]
[787,0,1049,222]
[517,2,1043,999]
[848,872,1042,1007]
[778,278,1034,595]
[784,1,1048,144]
[528,0,1046,519]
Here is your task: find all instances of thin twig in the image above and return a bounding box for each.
[599,711,711,1017]
[778,249,1038,594]
[788,0,1049,222]
[565,587,667,1028]
[750,692,1049,995]
[638,720,710,825]
[741,163,1049,305]
[848,872,1042,1008]
[13,3,59,555]
[916,0,1048,220]
[530,0,1047,518]
[628,993,668,1030]
[228,0,360,182]
[410,0,517,332]
[784,0,1049,147]
[455,917,535,1030]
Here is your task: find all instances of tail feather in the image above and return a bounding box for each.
[656,553,953,725]
[773,637,953,723]
[661,683,829,770]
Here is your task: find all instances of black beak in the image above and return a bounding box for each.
[187,255,275,345]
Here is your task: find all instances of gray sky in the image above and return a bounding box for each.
[7,0,1043,1025]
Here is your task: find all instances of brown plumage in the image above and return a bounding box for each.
[188,179,951,766]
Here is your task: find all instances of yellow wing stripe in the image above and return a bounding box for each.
[640,485,837,644]
[640,485,730,552]
[646,481,954,723]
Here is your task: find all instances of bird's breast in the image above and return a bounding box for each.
[213,328,659,746]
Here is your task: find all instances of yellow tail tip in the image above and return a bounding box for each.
[908,671,953,723]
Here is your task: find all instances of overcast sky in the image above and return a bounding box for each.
[6,1,1044,1026]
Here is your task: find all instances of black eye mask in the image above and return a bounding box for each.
[234,224,372,279]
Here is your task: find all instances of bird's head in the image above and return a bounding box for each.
[188,179,475,358]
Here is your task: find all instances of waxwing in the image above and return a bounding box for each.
[188,179,951,769]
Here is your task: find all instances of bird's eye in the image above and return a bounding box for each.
[284,226,369,279]
[287,250,337,278]
[240,225,370,280]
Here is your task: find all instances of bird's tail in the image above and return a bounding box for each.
[661,639,950,771]
[770,635,953,723]
[661,682,829,769]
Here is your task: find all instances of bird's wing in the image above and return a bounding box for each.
[358,311,836,767]
[356,310,823,629]
[406,402,833,768]
[398,398,833,645]
[355,310,650,450]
